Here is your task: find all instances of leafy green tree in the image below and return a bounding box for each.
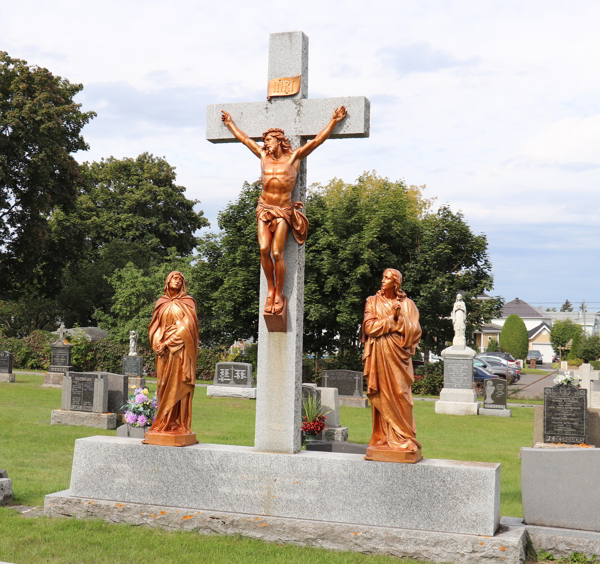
[304,173,428,359]
[560,300,573,312]
[499,314,528,360]
[580,335,600,363]
[50,153,209,326]
[568,330,583,361]
[486,337,500,352]
[0,52,96,297]
[403,207,503,356]
[550,319,581,359]
[195,181,261,346]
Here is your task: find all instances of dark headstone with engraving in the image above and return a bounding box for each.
[321,370,363,397]
[544,384,588,444]
[44,341,74,387]
[123,355,143,377]
[483,378,507,410]
[214,362,253,387]
[60,372,109,413]
[0,351,14,382]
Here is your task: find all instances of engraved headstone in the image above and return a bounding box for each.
[214,362,253,387]
[544,384,588,444]
[123,355,143,377]
[483,378,507,410]
[60,372,109,414]
[0,351,14,383]
[442,358,473,389]
[321,370,363,397]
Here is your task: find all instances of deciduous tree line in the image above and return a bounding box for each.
[0,52,503,361]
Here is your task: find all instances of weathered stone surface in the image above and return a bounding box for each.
[0,373,15,383]
[521,447,600,532]
[123,355,143,377]
[0,470,7,478]
[206,386,257,399]
[435,400,479,416]
[323,426,348,441]
[479,407,512,417]
[60,373,109,413]
[115,424,149,439]
[321,370,363,397]
[525,521,600,560]
[44,494,522,564]
[0,477,12,505]
[60,436,500,535]
[51,410,116,429]
[338,397,369,408]
[127,377,146,389]
[43,372,64,388]
[316,387,341,426]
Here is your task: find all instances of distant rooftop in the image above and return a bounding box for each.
[528,322,551,339]
[502,298,544,319]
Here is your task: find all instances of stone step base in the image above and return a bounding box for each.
[44,493,526,564]
[51,410,117,430]
[207,385,257,399]
[479,407,512,417]
[338,396,369,408]
[0,374,15,383]
[435,400,479,415]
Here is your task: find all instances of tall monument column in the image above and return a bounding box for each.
[206,31,370,452]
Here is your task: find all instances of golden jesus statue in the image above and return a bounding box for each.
[221,107,347,316]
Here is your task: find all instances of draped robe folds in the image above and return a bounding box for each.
[255,195,308,245]
[148,291,197,434]
[362,294,422,452]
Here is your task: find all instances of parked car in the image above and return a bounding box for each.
[476,352,521,380]
[473,358,515,385]
[473,366,495,395]
[526,350,544,365]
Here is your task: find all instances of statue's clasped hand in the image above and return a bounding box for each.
[155,342,166,356]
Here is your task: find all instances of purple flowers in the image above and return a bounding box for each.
[122,387,157,428]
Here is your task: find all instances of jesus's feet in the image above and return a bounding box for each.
[264,290,275,314]
[272,293,285,315]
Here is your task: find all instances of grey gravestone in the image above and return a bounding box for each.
[102,372,128,414]
[61,372,108,413]
[302,383,321,403]
[483,378,507,410]
[49,344,73,373]
[321,370,363,397]
[443,358,473,389]
[0,351,13,373]
[214,362,253,387]
[544,384,588,444]
[123,355,143,377]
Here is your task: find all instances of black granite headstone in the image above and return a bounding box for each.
[544,384,588,444]
[70,374,96,412]
[483,378,507,410]
[321,370,363,397]
[0,351,12,374]
[214,362,252,387]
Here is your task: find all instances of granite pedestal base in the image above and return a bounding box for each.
[51,410,117,429]
[127,377,146,389]
[43,372,66,388]
[44,494,525,564]
[435,388,479,415]
[323,426,348,441]
[0,373,15,383]
[206,385,257,399]
[338,396,369,408]
[45,436,500,536]
[365,445,422,464]
[479,407,512,417]
[143,431,197,447]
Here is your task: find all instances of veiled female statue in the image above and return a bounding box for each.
[362,268,422,463]
[145,271,198,447]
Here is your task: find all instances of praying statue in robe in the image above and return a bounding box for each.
[451,293,467,347]
[362,268,422,463]
[220,107,347,322]
[145,271,198,447]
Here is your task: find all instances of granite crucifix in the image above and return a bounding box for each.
[206,31,370,453]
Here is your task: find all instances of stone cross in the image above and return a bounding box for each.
[206,31,370,453]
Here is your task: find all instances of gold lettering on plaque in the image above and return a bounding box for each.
[267,76,301,100]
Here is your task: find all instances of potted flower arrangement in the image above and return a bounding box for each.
[301,393,332,444]
[121,387,157,438]
[554,372,581,387]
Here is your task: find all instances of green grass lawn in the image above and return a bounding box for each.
[0,374,534,563]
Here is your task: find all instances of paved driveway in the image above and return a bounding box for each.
[510,366,559,399]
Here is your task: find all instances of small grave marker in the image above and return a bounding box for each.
[0,351,14,382]
[321,370,363,397]
[483,378,508,410]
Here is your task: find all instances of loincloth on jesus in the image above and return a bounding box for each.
[255,196,309,244]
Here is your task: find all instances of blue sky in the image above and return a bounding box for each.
[2,1,599,313]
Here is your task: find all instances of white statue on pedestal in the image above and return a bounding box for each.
[128,330,138,356]
[451,294,467,347]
